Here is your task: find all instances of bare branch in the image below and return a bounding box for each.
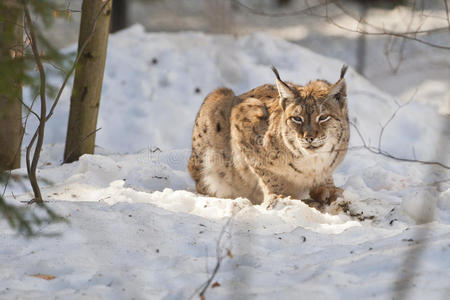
[378,90,417,150]
[23,3,47,204]
[331,1,450,50]
[235,0,450,49]
[350,121,449,170]
[191,217,234,299]
[18,97,40,121]
[235,0,335,17]
[44,61,67,75]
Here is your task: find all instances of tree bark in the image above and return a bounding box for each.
[111,0,128,33]
[64,0,112,163]
[356,0,368,75]
[0,1,23,170]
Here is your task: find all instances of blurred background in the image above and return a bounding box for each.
[45,0,450,115]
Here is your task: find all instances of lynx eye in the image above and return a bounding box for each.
[290,116,303,124]
[318,115,331,123]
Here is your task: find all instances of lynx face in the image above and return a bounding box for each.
[273,66,348,156]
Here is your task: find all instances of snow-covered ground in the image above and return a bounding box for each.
[1,26,450,299]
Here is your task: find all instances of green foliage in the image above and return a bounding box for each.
[0,0,74,108]
[0,0,72,236]
[28,0,60,28]
[0,172,67,237]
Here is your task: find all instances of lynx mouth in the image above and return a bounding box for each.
[300,136,327,150]
[305,144,323,150]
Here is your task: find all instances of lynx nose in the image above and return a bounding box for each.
[303,131,316,144]
[305,136,314,143]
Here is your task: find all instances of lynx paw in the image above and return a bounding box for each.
[309,185,343,206]
[263,194,282,210]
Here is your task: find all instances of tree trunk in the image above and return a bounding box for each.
[64,0,112,163]
[0,1,23,170]
[111,0,128,33]
[356,0,368,75]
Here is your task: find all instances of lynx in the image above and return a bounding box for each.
[188,65,350,209]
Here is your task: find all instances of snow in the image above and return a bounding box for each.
[2,25,450,299]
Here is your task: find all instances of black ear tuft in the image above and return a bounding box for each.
[329,66,347,109]
[271,66,281,80]
[340,64,348,80]
[271,65,295,103]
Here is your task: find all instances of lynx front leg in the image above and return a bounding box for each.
[252,167,288,209]
[263,193,287,209]
[308,177,343,209]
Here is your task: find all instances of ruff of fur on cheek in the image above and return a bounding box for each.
[284,132,306,157]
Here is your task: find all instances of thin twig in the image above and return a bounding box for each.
[45,61,67,75]
[331,1,450,50]
[237,0,450,49]
[24,3,46,204]
[236,0,335,17]
[302,0,450,50]
[190,217,234,299]
[350,121,449,170]
[383,0,419,74]
[334,0,444,35]
[18,97,40,121]
[53,8,80,13]
[378,90,417,150]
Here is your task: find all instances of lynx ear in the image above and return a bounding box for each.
[271,66,294,110]
[328,65,348,107]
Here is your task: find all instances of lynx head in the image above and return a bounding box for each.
[271,65,349,156]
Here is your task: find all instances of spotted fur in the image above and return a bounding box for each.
[188,66,350,209]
